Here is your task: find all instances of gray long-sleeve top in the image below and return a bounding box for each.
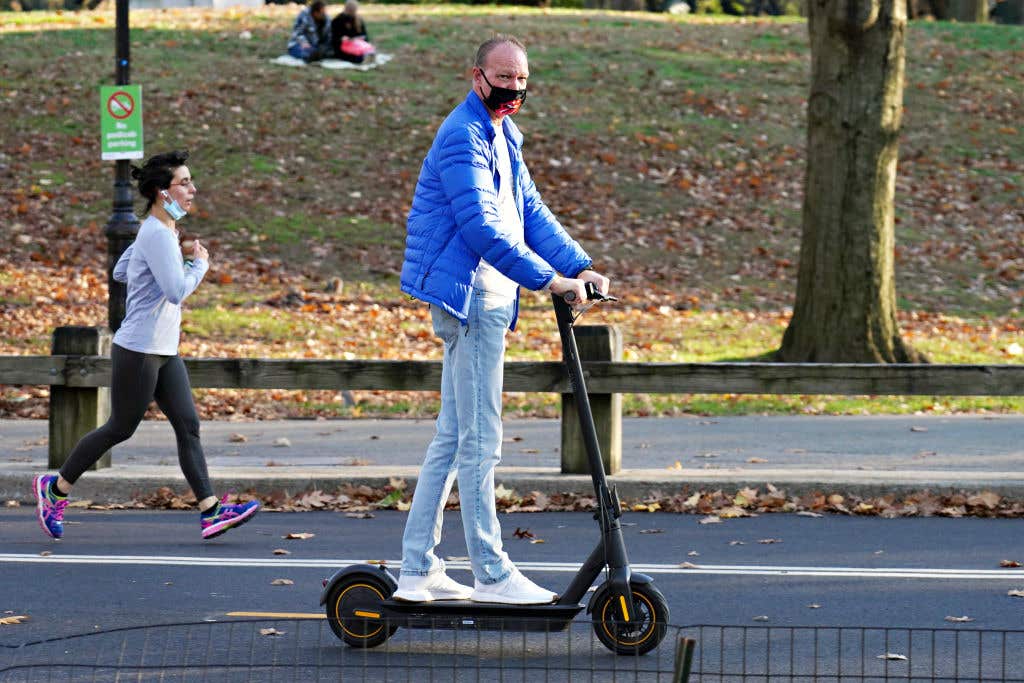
[111,215,208,356]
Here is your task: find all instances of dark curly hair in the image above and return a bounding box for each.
[130,150,189,215]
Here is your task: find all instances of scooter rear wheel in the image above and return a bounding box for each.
[325,573,398,648]
[591,582,669,656]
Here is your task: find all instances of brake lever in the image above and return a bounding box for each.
[562,283,617,323]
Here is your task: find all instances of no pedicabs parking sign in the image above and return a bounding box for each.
[100,85,143,160]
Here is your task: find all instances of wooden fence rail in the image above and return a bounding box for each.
[4,355,1024,396]
[3,323,1024,473]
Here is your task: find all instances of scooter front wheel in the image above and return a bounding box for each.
[325,573,398,648]
[591,582,670,656]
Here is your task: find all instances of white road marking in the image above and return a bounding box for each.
[1,554,1021,581]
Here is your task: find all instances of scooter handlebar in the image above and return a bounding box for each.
[563,282,618,304]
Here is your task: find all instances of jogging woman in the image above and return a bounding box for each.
[33,150,259,540]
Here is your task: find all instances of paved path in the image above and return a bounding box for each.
[2,415,1022,501]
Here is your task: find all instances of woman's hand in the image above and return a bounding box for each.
[192,239,209,263]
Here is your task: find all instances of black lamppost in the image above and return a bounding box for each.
[104,0,139,332]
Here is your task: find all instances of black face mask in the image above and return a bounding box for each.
[479,71,527,117]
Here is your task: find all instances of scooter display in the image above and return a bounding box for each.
[320,283,670,655]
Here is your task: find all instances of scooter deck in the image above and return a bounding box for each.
[379,599,585,632]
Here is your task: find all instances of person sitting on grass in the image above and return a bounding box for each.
[331,0,375,64]
[287,0,332,63]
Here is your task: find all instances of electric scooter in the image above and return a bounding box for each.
[320,284,670,656]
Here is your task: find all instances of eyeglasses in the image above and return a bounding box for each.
[171,179,196,189]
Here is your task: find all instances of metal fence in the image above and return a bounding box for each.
[2,620,1022,682]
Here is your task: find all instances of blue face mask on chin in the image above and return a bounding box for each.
[162,191,187,221]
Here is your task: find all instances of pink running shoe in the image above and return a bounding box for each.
[33,474,69,539]
[200,495,260,540]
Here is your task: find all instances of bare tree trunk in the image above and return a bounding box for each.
[777,0,926,363]
[949,0,988,20]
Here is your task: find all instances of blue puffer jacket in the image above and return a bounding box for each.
[401,91,592,330]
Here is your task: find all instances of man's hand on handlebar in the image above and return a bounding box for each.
[547,276,587,304]
[547,270,612,304]
[576,269,610,297]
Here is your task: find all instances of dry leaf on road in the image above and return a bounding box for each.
[283,532,315,540]
[999,559,1021,568]
[944,615,973,622]
[273,438,291,447]
[1008,589,1024,598]
[878,653,908,661]
[272,549,291,555]
[228,433,247,443]
[0,615,29,625]
[271,579,294,586]
[259,628,285,636]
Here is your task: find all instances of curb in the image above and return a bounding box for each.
[4,466,1024,504]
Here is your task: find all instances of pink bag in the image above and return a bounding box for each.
[340,37,375,57]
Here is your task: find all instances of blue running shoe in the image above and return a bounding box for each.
[201,495,260,540]
[33,474,68,539]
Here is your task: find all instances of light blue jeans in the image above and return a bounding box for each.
[400,290,516,585]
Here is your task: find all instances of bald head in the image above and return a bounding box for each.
[474,35,527,69]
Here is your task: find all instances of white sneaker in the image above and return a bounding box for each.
[470,568,558,605]
[393,572,473,602]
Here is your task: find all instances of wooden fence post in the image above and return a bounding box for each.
[49,326,112,470]
[560,325,622,475]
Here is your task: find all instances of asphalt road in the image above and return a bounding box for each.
[2,509,1023,681]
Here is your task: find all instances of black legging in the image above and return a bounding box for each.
[59,343,214,501]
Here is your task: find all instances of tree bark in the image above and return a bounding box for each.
[777,0,926,363]
[949,0,988,20]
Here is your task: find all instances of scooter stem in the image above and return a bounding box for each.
[552,293,634,621]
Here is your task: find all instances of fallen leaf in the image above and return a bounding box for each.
[346,512,374,519]
[944,615,973,622]
[698,515,721,525]
[678,562,700,569]
[752,615,769,622]
[1008,589,1024,598]
[687,551,700,557]
[877,653,908,661]
[271,579,294,586]
[797,511,823,518]
[366,559,388,565]
[273,438,291,447]
[910,426,928,433]
[529,539,546,544]
[807,604,821,609]
[639,529,665,534]
[4,500,18,508]
[273,549,291,556]
[228,433,247,443]
[283,532,315,540]
[729,540,746,546]
[39,550,51,557]
[758,538,783,544]
[259,628,285,636]
[746,457,769,464]
[0,615,29,625]
[967,492,1000,509]
[999,560,1022,568]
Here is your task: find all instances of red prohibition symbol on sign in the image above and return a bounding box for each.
[107,91,135,120]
